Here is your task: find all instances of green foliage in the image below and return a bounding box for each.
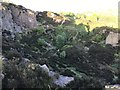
[37,38,46,46]
[114,52,120,59]
[2,10,119,88]
[35,26,45,35]
[76,24,88,38]
[61,45,73,51]
[66,67,89,80]
[59,51,66,58]
[55,32,67,49]
[3,59,51,88]
[91,34,105,42]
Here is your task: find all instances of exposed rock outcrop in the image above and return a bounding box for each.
[93,26,120,46]
[40,64,74,87]
[36,11,71,25]
[105,32,120,46]
[0,2,38,37]
[1,2,120,89]
[0,2,71,38]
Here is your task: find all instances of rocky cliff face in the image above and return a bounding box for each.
[0,2,38,38]
[0,2,70,38]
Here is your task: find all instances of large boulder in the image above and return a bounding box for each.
[0,2,38,36]
[105,32,120,46]
[92,26,120,46]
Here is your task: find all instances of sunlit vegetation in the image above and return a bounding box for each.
[60,12,118,31]
[2,6,120,88]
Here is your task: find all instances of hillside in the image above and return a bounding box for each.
[0,2,120,89]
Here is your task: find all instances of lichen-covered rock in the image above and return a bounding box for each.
[53,75,74,87]
[92,26,120,46]
[105,32,120,46]
[1,2,38,36]
[39,64,74,87]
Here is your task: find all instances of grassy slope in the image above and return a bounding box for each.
[60,11,118,31]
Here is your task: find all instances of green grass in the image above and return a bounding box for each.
[60,12,118,31]
[74,13,117,31]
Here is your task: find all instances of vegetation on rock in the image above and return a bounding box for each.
[1,2,120,89]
